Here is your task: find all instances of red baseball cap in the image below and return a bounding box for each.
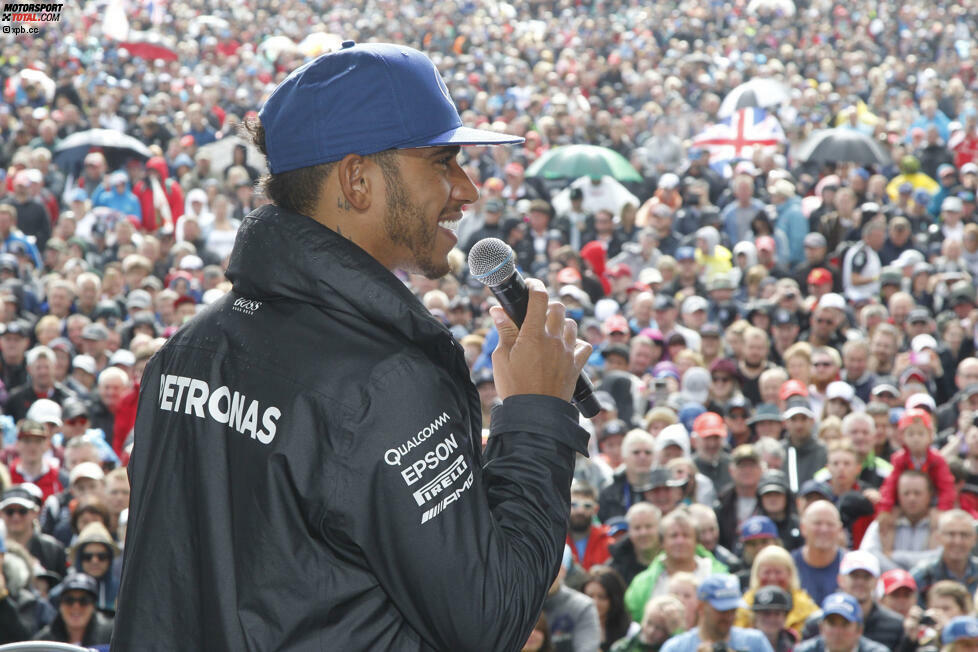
[807,268,833,286]
[603,315,630,335]
[898,407,933,431]
[779,379,809,401]
[878,569,917,595]
[756,236,776,252]
[556,267,582,284]
[693,412,726,437]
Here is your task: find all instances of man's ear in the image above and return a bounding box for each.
[335,154,373,211]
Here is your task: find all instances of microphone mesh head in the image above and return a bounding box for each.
[467,237,516,287]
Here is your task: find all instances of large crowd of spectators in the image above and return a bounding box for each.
[2,0,978,647]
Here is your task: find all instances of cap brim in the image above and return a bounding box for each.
[822,609,859,624]
[0,497,36,510]
[405,125,525,148]
[709,597,747,611]
[758,484,787,495]
[783,407,814,420]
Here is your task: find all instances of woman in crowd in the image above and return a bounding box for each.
[734,545,819,632]
[582,566,638,651]
[34,574,113,645]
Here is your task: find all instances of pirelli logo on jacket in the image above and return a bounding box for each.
[383,411,474,524]
[158,374,282,445]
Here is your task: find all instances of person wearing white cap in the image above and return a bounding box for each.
[9,166,52,250]
[71,355,98,394]
[841,218,885,303]
[796,551,908,649]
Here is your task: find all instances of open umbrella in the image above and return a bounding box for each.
[53,129,153,175]
[13,69,55,103]
[188,14,230,37]
[719,78,791,118]
[297,32,343,58]
[118,31,179,61]
[196,136,268,176]
[746,0,796,15]
[525,144,643,183]
[794,128,893,166]
[258,36,297,62]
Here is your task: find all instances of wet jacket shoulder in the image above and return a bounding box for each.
[114,205,589,652]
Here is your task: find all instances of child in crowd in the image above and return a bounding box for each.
[875,408,954,552]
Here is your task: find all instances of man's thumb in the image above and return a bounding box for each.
[490,306,518,349]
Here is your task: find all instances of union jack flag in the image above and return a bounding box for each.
[691,107,786,164]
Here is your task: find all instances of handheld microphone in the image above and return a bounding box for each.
[467,237,601,418]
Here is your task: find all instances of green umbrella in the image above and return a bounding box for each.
[525,144,644,183]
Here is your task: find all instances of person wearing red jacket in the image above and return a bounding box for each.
[566,481,613,570]
[876,408,954,552]
[8,419,64,501]
[133,156,184,232]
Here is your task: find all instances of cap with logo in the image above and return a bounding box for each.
[258,42,522,174]
[697,574,747,611]
[779,380,809,401]
[59,573,99,600]
[783,396,815,420]
[740,515,778,541]
[821,593,863,624]
[807,268,833,287]
[0,486,40,511]
[692,412,726,437]
[840,550,880,577]
[942,616,978,645]
[907,308,932,325]
[898,406,933,431]
[877,569,917,596]
[772,309,799,327]
[675,246,696,262]
[752,585,792,613]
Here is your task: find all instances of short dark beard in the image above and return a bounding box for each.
[743,359,763,370]
[378,154,449,279]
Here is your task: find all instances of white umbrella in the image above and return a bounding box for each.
[257,36,297,62]
[297,32,343,58]
[15,69,55,103]
[746,0,796,15]
[719,78,791,118]
[188,15,230,37]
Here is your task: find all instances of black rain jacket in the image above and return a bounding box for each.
[112,205,589,651]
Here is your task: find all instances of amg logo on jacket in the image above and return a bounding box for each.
[157,374,282,444]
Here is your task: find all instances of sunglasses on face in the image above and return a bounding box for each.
[62,594,95,607]
[2,507,28,517]
[81,552,110,563]
[65,417,89,426]
[571,501,595,510]
[813,361,833,367]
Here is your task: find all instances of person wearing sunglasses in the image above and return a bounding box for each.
[0,485,66,579]
[33,573,113,645]
[68,522,119,613]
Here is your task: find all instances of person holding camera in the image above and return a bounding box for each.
[659,574,774,652]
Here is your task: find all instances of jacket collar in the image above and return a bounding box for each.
[226,205,452,349]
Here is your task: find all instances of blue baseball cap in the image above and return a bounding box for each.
[697,574,746,611]
[942,616,978,644]
[259,41,524,174]
[821,593,862,624]
[676,246,696,261]
[740,515,778,541]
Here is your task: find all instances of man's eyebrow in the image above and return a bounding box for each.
[427,145,462,157]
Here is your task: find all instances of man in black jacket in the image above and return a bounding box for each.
[114,42,593,651]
